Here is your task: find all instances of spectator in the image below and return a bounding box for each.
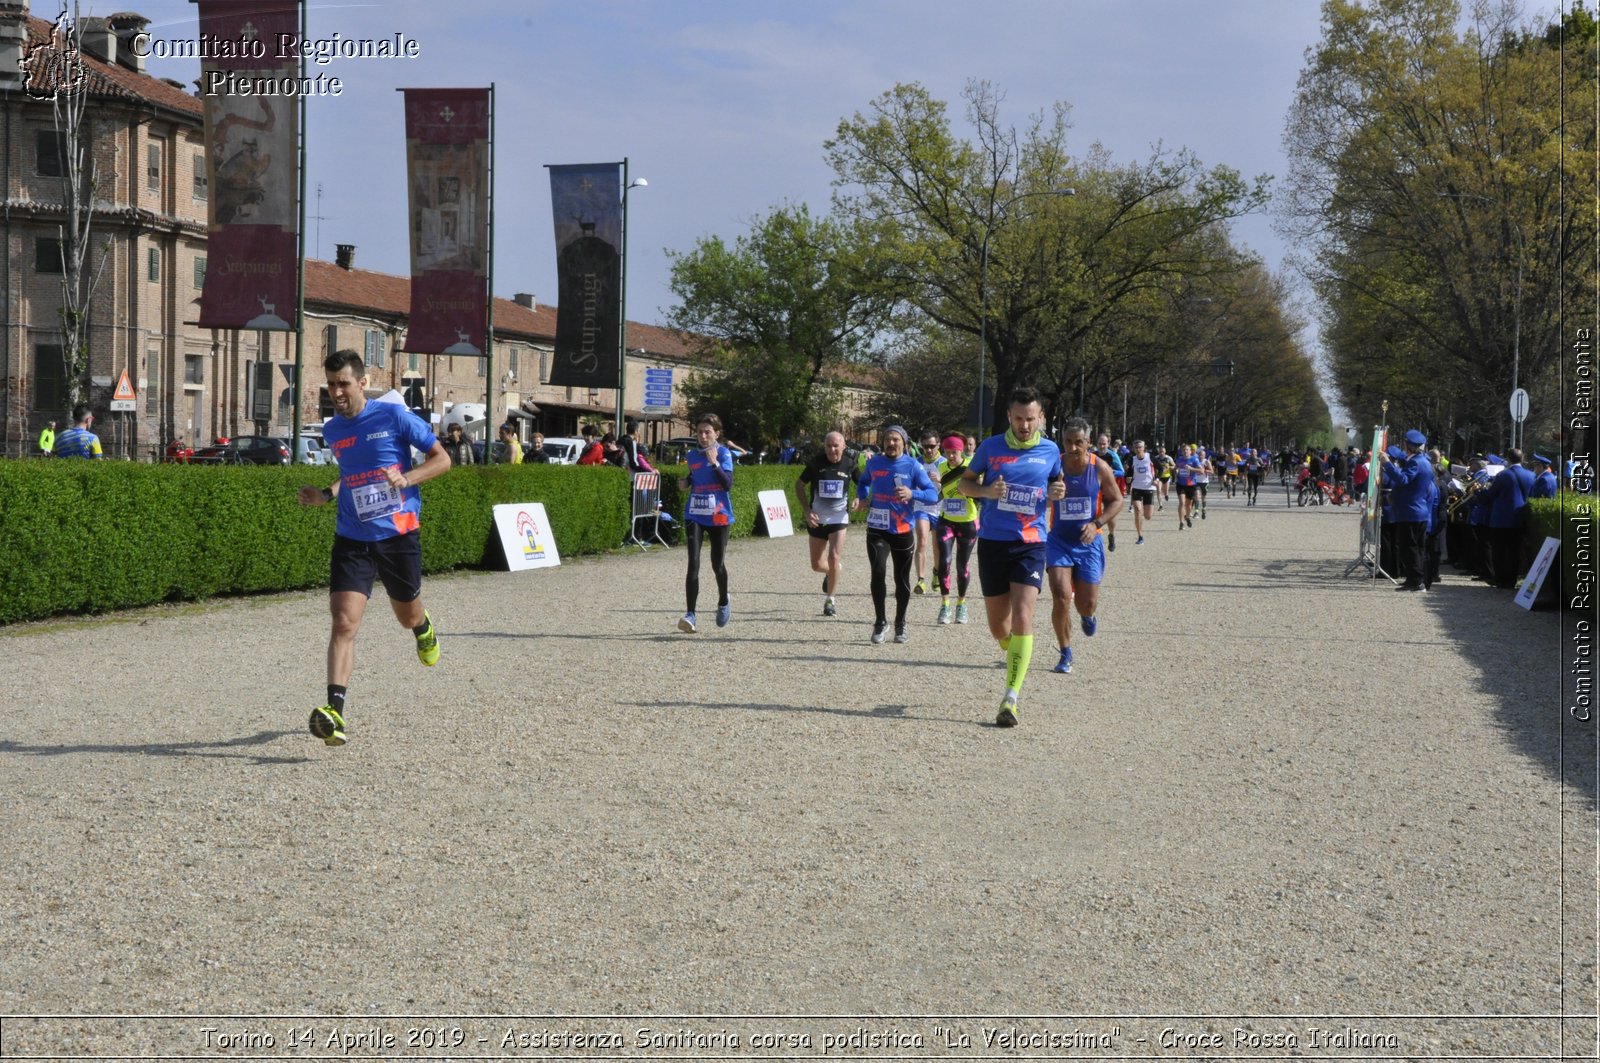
[53,404,103,459]
[601,432,626,467]
[497,421,523,465]
[1352,449,1370,502]
[618,421,646,471]
[779,438,796,465]
[526,432,551,463]
[1480,447,1535,589]
[577,425,605,465]
[441,422,476,466]
[37,420,56,458]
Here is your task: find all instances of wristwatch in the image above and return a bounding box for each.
[320,487,334,502]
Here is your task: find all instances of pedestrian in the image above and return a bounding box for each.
[297,349,451,747]
[677,413,734,633]
[52,404,102,459]
[1379,429,1435,591]
[1174,444,1201,529]
[934,434,978,625]
[600,432,626,467]
[795,430,857,617]
[441,422,476,466]
[958,387,1067,727]
[497,421,523,464]
[525,432,551,463]
[619,421,647,471]
[37,420,56,458]
[1094,433,1125,549]
[855,424,939,644]
[577,424,605,465]
[1124,439,1157,543]
[1046,417,1124,675]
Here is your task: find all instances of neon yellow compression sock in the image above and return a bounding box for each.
[1005,634,1034,694]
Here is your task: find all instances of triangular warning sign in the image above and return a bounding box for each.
[112,369,136,401]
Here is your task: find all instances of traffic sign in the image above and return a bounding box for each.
[110,368,136,412]
[1509,388,1529,423]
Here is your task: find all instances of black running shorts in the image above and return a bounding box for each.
[330,530,423,601]
[977,538,1046,598]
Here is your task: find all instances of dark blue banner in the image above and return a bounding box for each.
[547,163,622,389]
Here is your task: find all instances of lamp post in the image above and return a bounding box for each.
[616,161,648,435]
[976,186,1075,435]
[1438,191,1525,450]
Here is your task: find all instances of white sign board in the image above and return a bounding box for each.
[1514,536,1560,611]
[1509,388,1529,423]
[756,489,795,538]
[491,502,562,571]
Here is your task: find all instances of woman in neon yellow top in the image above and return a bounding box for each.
[934,434,978,625]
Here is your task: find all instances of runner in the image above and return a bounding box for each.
[854,425,939,644]
[1244,442,1265,506]
[912,431,947,594]
[1125,439,1157,544]
[958,388,1067,727]
[1046,417,1124,674]
[1223,446,1242,498]
[1094,432,1126,551]
[297,349,451,748]
[1154,444,1175,508]
[1174,443,1202,529]
[677,414,735,633]
[794,430,856,617]
[1195,444,1214,519]
[934,434,978,625]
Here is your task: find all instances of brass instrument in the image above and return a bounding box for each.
[1447,477,1487,520]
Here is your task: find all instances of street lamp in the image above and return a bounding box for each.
[617,164,648,434]
[1438,191,1525,450]
[976,186,1075,435]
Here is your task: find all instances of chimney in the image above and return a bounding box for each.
[0,2,25,91]
[335,244,355,270]
[513,292,536,310]
[79,16,115,65]
[106,12,148,73]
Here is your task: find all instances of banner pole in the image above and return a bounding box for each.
[290,0,306,462]
[616,156,629,437]
[485,83,496,429]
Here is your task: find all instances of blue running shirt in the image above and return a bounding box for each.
[684,445,735,527]
[968,434,1063,543]
[323,400,438,542]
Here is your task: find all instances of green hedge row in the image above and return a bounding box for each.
[0,460,835,625]
[1527,494,1596,607]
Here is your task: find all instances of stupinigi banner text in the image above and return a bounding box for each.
[548,163,621,389]
[196,0,300,331]
[403,88,490,356]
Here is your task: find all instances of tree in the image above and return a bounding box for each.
[825,81,1272,432]
[666,203,893,447]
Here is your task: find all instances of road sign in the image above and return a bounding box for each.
[110,368,136,412]
[643,367,673,410]
[1509,388,1529,423]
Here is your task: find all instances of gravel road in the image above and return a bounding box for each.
[1,488,1592,1059]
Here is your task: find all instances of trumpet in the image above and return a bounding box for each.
[1447,478,1487,520]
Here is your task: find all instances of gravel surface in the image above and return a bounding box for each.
[1,488,1592,1058]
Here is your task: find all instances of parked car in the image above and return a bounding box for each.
[538,436,587,465]
[296,427,333,465]
[192,435,292,465]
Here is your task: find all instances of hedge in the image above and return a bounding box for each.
[1527,494,1596,608]
[0,459,841,625]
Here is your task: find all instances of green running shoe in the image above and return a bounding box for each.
[309,704,346,747]
[415,614,440,667]
[995,693,1019,728]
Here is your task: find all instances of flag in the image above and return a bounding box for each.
[402,88,490,356]
[548,163,621,389]
[195,0,300,330]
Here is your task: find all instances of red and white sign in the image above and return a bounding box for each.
[491,502,561,571]
[757,489,794,538]
[110,368,136,412]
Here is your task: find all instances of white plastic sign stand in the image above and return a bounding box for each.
[492,502,562,571]
[757,489,795,538]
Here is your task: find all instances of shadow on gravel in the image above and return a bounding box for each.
[0,729,310,766]
[775,653,997,671]
[1422,579,1596,809]
[631,699,973,726]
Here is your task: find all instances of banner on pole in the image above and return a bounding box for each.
[402,88,490,356]
[195,0,300,330]
[547,163,621,389]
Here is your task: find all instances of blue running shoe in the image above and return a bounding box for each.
[678,612,697,633]
[715,600,731,627]
[1081,614,1098,637]
[1052,646,1073,674]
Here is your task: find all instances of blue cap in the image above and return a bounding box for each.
[1404,429,1426,446]
[1533,453,1553,466]
[1486,454,1503,465]
[1385,445,1403,460]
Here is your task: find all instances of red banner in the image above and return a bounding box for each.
[402,88,490,355]
[195,0,300,330]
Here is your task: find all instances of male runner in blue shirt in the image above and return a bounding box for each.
[297,349,452,746]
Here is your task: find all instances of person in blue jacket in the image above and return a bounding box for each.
[1529,455,1559,499]
[1380,429,1435,591]
[1480,448,1536,589]
[677,413,736,633]
[854,424,939,645]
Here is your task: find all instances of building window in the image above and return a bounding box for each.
[32,344,64,411]
[509,347,520,378]
[192,155,207,200]
[323,324,338,356]
[35,130,65,177]
[185,354,204,385]
[146,143,161,191]
[407,349,419,372]
[588,387,600,402]
[35,237,63,274]
[193,256,206,288]
[539,350,548,384]
[476,357,485,378]
[147,246,160,282]
[365,328,385,369]
[146,350,160,416]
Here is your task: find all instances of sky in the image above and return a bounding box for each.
[114,0,1334,398]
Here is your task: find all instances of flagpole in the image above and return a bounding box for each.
[485,82,496,426]
[615,156,629,436]
[290,0,306,461]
